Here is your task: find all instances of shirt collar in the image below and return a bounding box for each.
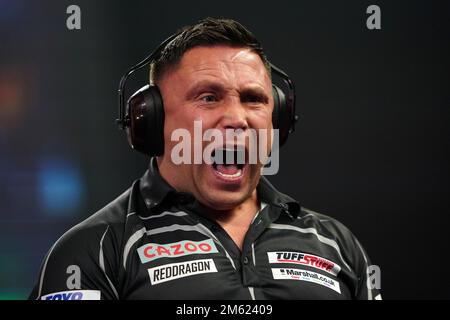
[139,157,300,218]
[139,157,176,209]
[257,176,301,218]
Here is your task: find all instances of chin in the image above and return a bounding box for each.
[198,189,251,211]
[191,162,261,211]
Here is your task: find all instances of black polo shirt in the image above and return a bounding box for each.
[29,158,381,300]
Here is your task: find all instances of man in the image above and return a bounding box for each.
[30,18,381,300]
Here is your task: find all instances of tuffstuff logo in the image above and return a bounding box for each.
[137,239,218,264]
[41,290,101,300]
[267,252,341,276]
[272,268,341,294]
[148,259,218,285]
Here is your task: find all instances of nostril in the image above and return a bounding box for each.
[224,125,248,132]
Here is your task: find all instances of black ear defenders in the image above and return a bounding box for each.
[117,33,298,156]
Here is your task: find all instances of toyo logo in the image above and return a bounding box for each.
[41,290,101,300]
[137,239,218,264]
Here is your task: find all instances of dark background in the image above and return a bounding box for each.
[0,0,449,299]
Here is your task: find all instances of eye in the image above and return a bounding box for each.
[241,93,267,104]
[200,94,218,103]
[243,95,260,103]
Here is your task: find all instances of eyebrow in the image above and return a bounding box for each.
[185,81,225,100]
[185,80,270,103]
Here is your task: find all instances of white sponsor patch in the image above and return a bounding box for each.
[137,239,218,263]
[267,251,341,276]
[272,268,341,294]
[148,259,217,285]
[41,290,101,300]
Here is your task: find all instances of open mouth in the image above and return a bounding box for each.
[211,146,247,179]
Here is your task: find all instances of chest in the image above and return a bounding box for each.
[120,227,357,300]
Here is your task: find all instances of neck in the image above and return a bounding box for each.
[201,190,259,225]
[156,156,260,250]
[200,190,260,251]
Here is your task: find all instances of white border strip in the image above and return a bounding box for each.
[99,226,119,299]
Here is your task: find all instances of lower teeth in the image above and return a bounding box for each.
[216,169,242,178]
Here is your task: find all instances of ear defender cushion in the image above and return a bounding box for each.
[272,84,290,147]
[126,85,165,156]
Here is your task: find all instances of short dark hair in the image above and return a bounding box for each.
[149,17,271,84]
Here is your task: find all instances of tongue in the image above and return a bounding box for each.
[215,164,239,175]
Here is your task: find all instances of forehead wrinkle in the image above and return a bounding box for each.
[190,61,268,91]
[168,47,271,94]
[229,48,258,64]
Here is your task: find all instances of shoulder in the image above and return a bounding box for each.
[45,186,132,263]
[30,187,135,300]
[293,207,370,274]
[295,207,364,254]
[57,187,131,249]
[282,206,381,300]
[297,207,356,242]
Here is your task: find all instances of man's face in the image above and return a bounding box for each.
[157,45,273,210]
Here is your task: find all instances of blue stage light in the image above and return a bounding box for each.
[38,158,85,216]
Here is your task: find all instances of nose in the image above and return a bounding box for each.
[218,98,248,132]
